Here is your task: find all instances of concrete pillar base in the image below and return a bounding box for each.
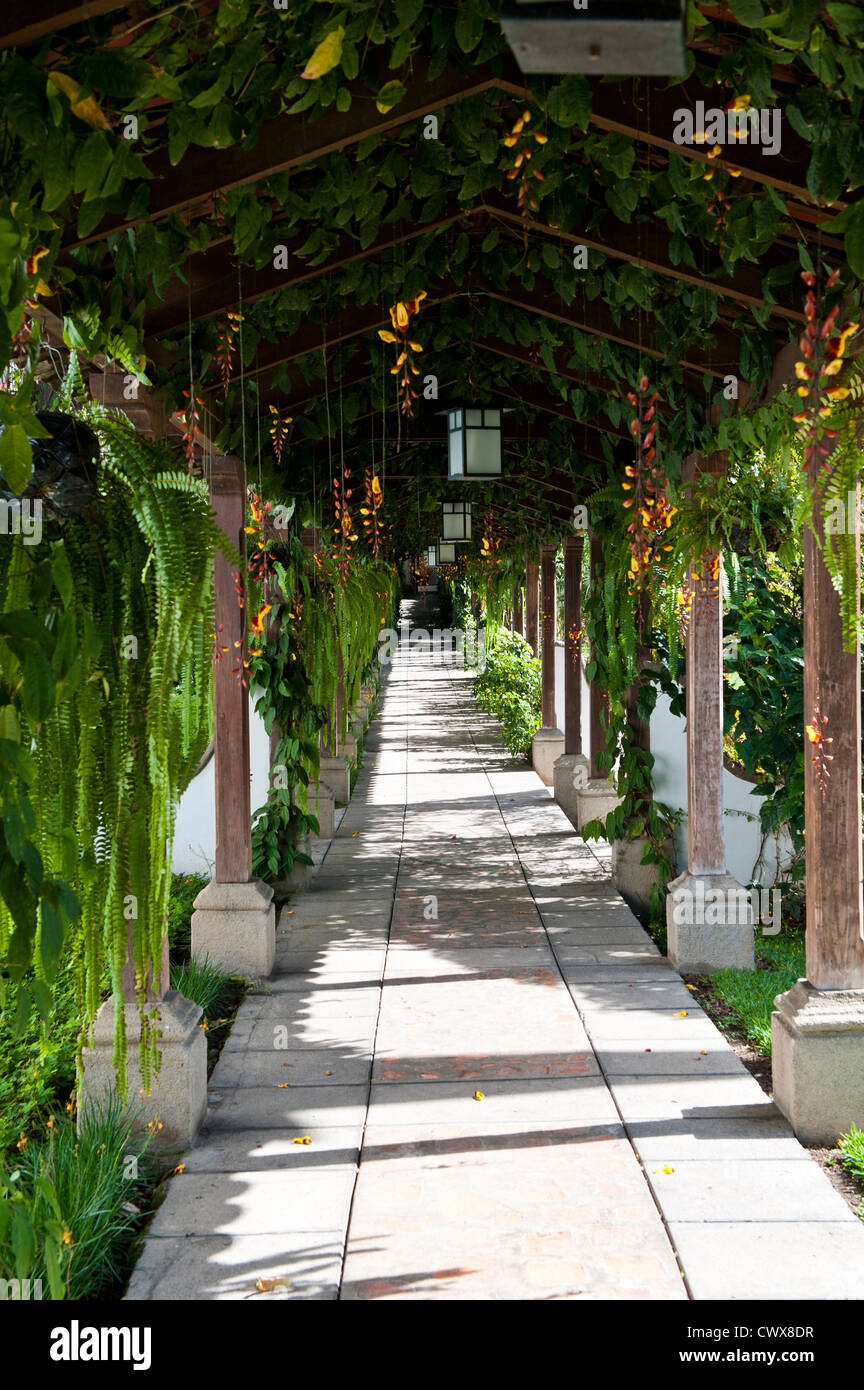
[78,991,206,1152]
[311,783,335,839]
[319,755,350,804]
[191,877,275,979]
[666,869,754,973]
[532,726,565,786]
[613,835,675,921]
[575,778,621,833]
[772,980,864,1145]
[341,734,358,761]
[552,753,590,828]
[273,834,314,893]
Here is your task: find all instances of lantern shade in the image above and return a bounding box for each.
[426,545,438,567]
[437,541,457,563]
[500,0,687,76]
[441,500,472,542]
[447,408,502,480]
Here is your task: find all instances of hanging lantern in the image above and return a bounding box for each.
[437,540,457,563]
[426,544,438,567]
[447,408,502,481]
[441,500,472,542]
[499,0,687,76]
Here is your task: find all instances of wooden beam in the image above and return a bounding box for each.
[0,0,127,49]
[67,60,529,248]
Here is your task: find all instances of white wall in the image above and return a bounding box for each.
[171,692,272,875]
[650,690,795,887]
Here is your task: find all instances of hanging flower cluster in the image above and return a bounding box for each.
[360,469,385,557]
[480,507,501,561]
[180,388,204,472]
[215,309,244,396]
[245,491,278,584]
[622,375,675,589]
[332,470,356,583]
[806,699,833,802]
[503,108,547,213]
[793,268,859,478]
[378,293,426,417]
[268,405,292,466]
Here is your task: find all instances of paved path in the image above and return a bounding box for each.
[128,598,864,1300]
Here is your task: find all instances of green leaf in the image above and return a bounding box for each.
[844,199,864,279]
[301,27,345,81]
[375,80,406,114]
[728,0,765,23]
[546,75,591,130]
[454,0,484,52]
[0,424,32,495]
[21,643,55,724]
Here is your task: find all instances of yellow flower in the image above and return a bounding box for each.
[805,724,819,743]
[378,329,397,343]
[732,94,751,111]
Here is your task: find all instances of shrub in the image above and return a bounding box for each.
[474,629,542,757]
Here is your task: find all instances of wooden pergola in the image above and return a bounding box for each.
[10,0,864,1145]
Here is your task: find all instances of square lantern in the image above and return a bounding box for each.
[426,545,438,567]
[447,408,502,480]
[437,541,457,563]
[441,500,472,542]
[499,0,687,77]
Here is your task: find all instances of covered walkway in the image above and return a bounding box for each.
[128,599,864,1301]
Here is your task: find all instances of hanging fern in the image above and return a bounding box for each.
[0,356,229,1093]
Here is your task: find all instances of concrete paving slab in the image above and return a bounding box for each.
[147,1167,357,1237]
[646,1157,857,1223]
[126,1231,344,1301]
[669,1222,864,1300]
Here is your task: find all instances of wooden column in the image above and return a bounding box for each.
[210,455,252,883]
[512,584,523,636]
[563,534,584,757]
[624,589,651,773]
[526,558,539,657]
[588,534,609,780]
[540,544,556,728]
[683,452,728,877]
[803,478,864,989]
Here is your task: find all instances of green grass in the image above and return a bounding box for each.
[170,955,236,1021]
[839,1125,864,1183]
[708,927,804,1057]
[1,1097,157,1300]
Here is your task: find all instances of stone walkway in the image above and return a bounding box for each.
[127,598,864,1300]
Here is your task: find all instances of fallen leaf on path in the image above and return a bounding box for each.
[256,1276,293,1292]
[293,1136,311,1144]
[278,1083,291,1088]
[672,1010,688,1017]
[653,1166,675,1175]
[473,1091,485,1101]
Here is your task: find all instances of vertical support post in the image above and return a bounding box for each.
[532,543,564,785]
[540,544,556,728]
[525,558,539,657]
[190,455,275,979]
[588,533,610,782]
[773,466,864,1143]
[512,584,523,636]
[667,452,751,973]
[553,534,589,824]
[563,534,584,757]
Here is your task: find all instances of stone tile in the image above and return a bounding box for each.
[184,1128,362,1172]
[567,977,696,1012]
[595,1039,749,1076]
[669,1222,864,1300]
[147,1167,357,1237]
[366,1077,619,1126]
[204,1083,368,1131]
[610,1073,782,1122]
[211,1047,372,1089]
[629,1116,801,1162]
[646,1157,857,1223]
[125,1232,344,1301]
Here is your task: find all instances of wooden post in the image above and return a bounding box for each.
[512,584,523,636]
[210,455,252,884]
[803,483,864,989]
[682,452,728,877]
[526,558,539,657]
[588,534,608,780]
[540,543,556,728]
[563,534,584,757]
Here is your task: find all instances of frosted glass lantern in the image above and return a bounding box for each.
[441,500,472,542]
[447,408,502,480]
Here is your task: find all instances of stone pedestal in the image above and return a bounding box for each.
[553,752,589,829]
[532,726,564,786]
[575,778,620,833]
[191,877,275,979]
[319,754,350,804]
[613,835,674,921]
[78,992,206,1152]
[772,981,864,1145]
[311,782,335,839]
[666,869,754,973]
[273,834,314,892]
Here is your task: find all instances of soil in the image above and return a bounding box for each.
[684,972,864,1221]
